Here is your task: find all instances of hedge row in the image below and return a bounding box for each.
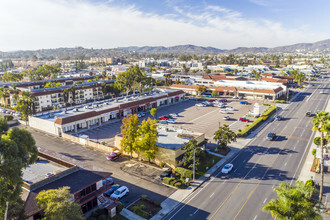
[162,177,186,189]
[238,105,277,137]
[274,100,286,104]
[132,205,149,219]
[175,167,193,178]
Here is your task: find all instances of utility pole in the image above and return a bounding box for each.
[4,201,8,220]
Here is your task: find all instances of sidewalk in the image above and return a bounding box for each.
[298,95,330,215]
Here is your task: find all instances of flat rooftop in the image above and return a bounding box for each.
[156,127,202,150]
[22,157,68,184]
[33,88,182,122]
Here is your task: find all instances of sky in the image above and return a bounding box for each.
[0,0,329,51]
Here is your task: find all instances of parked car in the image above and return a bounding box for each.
[159,116,171,120]
[219,109,229,114]
[233,96,239,99]
[223,116,230,120]
[104,184,120,197]
[159,120,169,124]
[239,117,250,122]
[240,101,248,105]
[160,170,172,180]
[266,132,277,141]
[203,101,213,106]
[188,97,196,100]
[110,186,129,200]
[106,150,121,161]
[167,119,176,124]
[306,111,312,117]
[221,164,234,174]
[196,103,206,107]
[226,106,234,111]
[137,113,143,118]
[169,113,178,117]
[217,104,226,108]
[219,99,227,103]
[102,177,114,186]
[275,115,282,121]
[209,99,216,102]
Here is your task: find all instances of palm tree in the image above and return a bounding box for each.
[312,111,330,202]
[70,85,76,105]
[63,89,69,104]
[294,72,306,87]
[195,85,206,96]
[263,181,320,219]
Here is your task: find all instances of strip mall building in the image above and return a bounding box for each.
[28,89,185,136]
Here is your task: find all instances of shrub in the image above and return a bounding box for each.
[169,179,177,186]
[153,200,161,207]
[312,149,316,158]
[305,179,315,187]
[175,167,193,178]
[263,103,270,106]
[4,115,13,121]
[262,105,277,117]
[100,141,105,145]
[174,182,182,188]
[274,100,286,104]
[132,205,149,219]
[140,194,148,200]
[116,203,124,213]
[238,129,242,132]
[163,177,171,185]
[159,162,166,168]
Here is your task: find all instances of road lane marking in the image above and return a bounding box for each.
[210,193,215,198]
[243,160,246,163]
[193,209,199,215]
[272,184,275,189]
[253,215,258,220]
[222,180,227,184]
[284,162,287,167]
[263,198,267,204]
[234,169,238,173]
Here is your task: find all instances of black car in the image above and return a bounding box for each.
[266,132,276,141]
[275,115,282,121]
[306,111,312,117]
[160,171,172,180]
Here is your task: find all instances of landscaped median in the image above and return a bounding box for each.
[238,104,278,137]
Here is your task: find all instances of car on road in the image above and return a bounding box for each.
[106,150,121,161]
[239,117,250,122]
[226,106,234,111]
[306,111,312,117]
[240,101,248,105]
[221,164,234,174]
[160,170,172,180]
[110,186,129,200]
[266,132,277,141]
[223,116,230,120]
[219,109,229,114]
[104,184,120,197]
[275,115,282,121]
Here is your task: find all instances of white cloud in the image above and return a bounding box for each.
[0,0,325,51]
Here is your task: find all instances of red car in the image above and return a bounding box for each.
[158,116,170,120]
[219,99,227,103]
[239,117,250,122]
[107,150,121,161]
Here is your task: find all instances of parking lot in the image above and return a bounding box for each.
[79,97,270,144]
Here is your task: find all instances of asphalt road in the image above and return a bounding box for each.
[165,79,330,220]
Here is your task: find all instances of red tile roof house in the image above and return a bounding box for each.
[22,152,116,219]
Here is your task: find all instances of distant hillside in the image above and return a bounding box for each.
[119,44,225,54]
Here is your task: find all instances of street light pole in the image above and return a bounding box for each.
[193,147,196,181]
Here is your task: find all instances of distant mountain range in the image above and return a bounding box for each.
[1,39,329,60]
[119,39,330,54]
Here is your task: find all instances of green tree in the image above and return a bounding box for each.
[150,108,157,119]
[117,65,146,95]
[44,82,62,88]
[213,124,237,151]
[211,90,217,97]
[0,127,38,219]
[312,111,330,202]
[36,187,84,220]
[182,64,190,75]
[136,118,159,162]
[182,139,201,169]
[0,117,9,135]
[263,181,321,220]
[294,72,306,87]
[313,136,328,147]
[101,71,107,78]
[204,69,211,74]
[255,71,262,81]
[63,89,70,104]
[70,85,76,104]
[195,85,207,96]
[121,114,139,159]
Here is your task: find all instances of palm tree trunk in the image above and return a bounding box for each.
[319,132,324,202]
